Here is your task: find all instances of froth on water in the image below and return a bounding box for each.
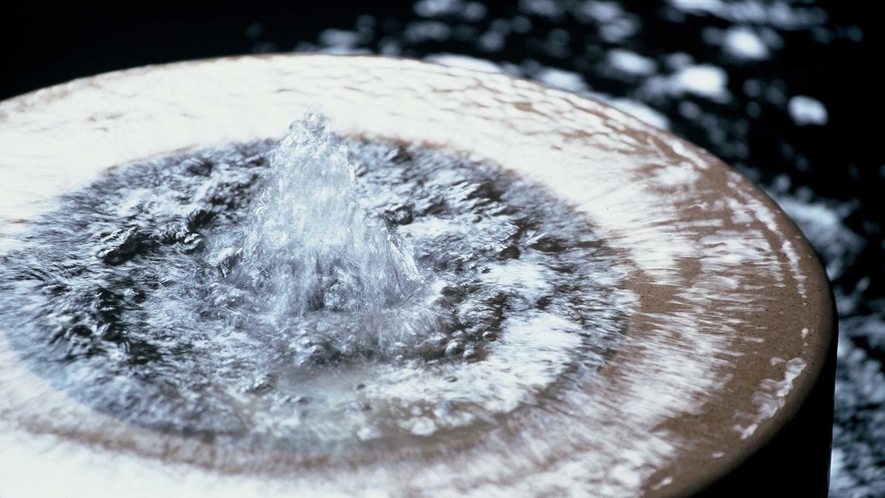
[0,114,629,454]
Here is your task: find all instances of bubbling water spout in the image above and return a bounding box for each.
[235,114,425,318]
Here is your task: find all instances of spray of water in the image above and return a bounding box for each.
[208,114,442,359]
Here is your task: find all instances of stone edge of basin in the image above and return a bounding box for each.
[0,53,839,498]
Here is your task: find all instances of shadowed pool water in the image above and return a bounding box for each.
[0,115,630,455]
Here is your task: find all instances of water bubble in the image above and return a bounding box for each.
[445,340,465,357]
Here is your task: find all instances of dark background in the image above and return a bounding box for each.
[2,1,883,496]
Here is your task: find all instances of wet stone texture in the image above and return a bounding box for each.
[0,132,627,453]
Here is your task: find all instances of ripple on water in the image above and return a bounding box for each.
[0,115,632,455]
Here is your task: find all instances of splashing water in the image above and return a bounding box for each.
[220,114,438,356]
[238,115,423,314]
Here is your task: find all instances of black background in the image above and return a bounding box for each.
[1,2,412,100]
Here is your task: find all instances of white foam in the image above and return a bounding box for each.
[481,260,553,300]
[735,357,806,439]
[369,312,583,425]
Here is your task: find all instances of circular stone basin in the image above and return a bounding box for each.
[0,55,835,498]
